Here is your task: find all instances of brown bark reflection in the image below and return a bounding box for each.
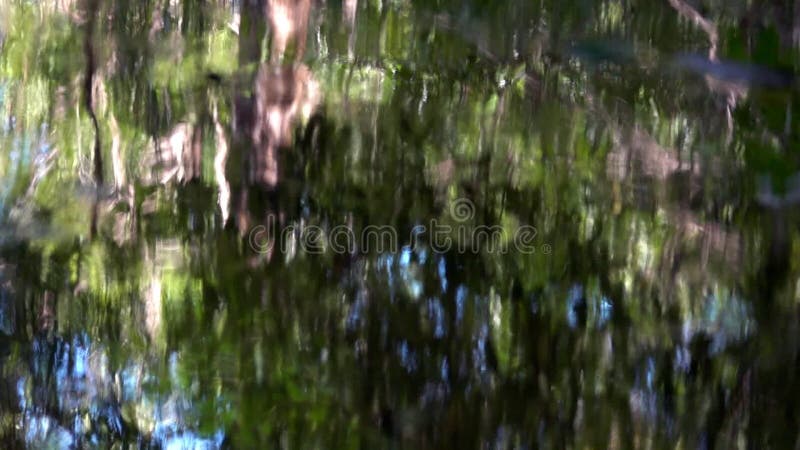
[139,0,320,232]
[232,0,319,234]
[266,0,311,63]
[242,64,318,187]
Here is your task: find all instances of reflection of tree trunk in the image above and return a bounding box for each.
[108,113,125,189]
[183,123,203,181]
[107,110,136,243]
[84,0,103,236]
[231,0,318,232]
[83,1,102,185]
[142,122,203,185]
[344,0,357,59]
[212,100,231,223]
[267,0,311,63]
[238,0,265,64]
[234,0,266,234]
[248,65,317,186]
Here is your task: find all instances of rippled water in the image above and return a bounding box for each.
[0,0,799,448]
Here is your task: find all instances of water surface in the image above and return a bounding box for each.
[1,0,800,448]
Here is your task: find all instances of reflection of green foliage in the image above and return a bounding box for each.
[151,30,238,94]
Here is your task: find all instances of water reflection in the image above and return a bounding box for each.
[0,0,799,448]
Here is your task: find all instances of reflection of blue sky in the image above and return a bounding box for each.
[162,431,225,450]
[399,246,412,267]
[0,114,52,224]
[456,285,467,324]
[629,356,660,424]
[23,413,74,449]
[0,82,8,158]
[438,257,447,293]
[397,340,418,373]
[398,245,423,298]
[382,247,429,300]
[376,246,483,348]
[427,298,446,338]
[690,292,754,355]
[14,334,226,449]
[566,285,583,328]
[346,289,366,330]
[375,247,471,342]
[565,284,613,329]
[474,323,491,374]
[628,291,754,429]
[0,135,22,219]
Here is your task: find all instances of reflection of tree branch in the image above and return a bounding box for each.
[667,0,718,59]
[667,0,741,141]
